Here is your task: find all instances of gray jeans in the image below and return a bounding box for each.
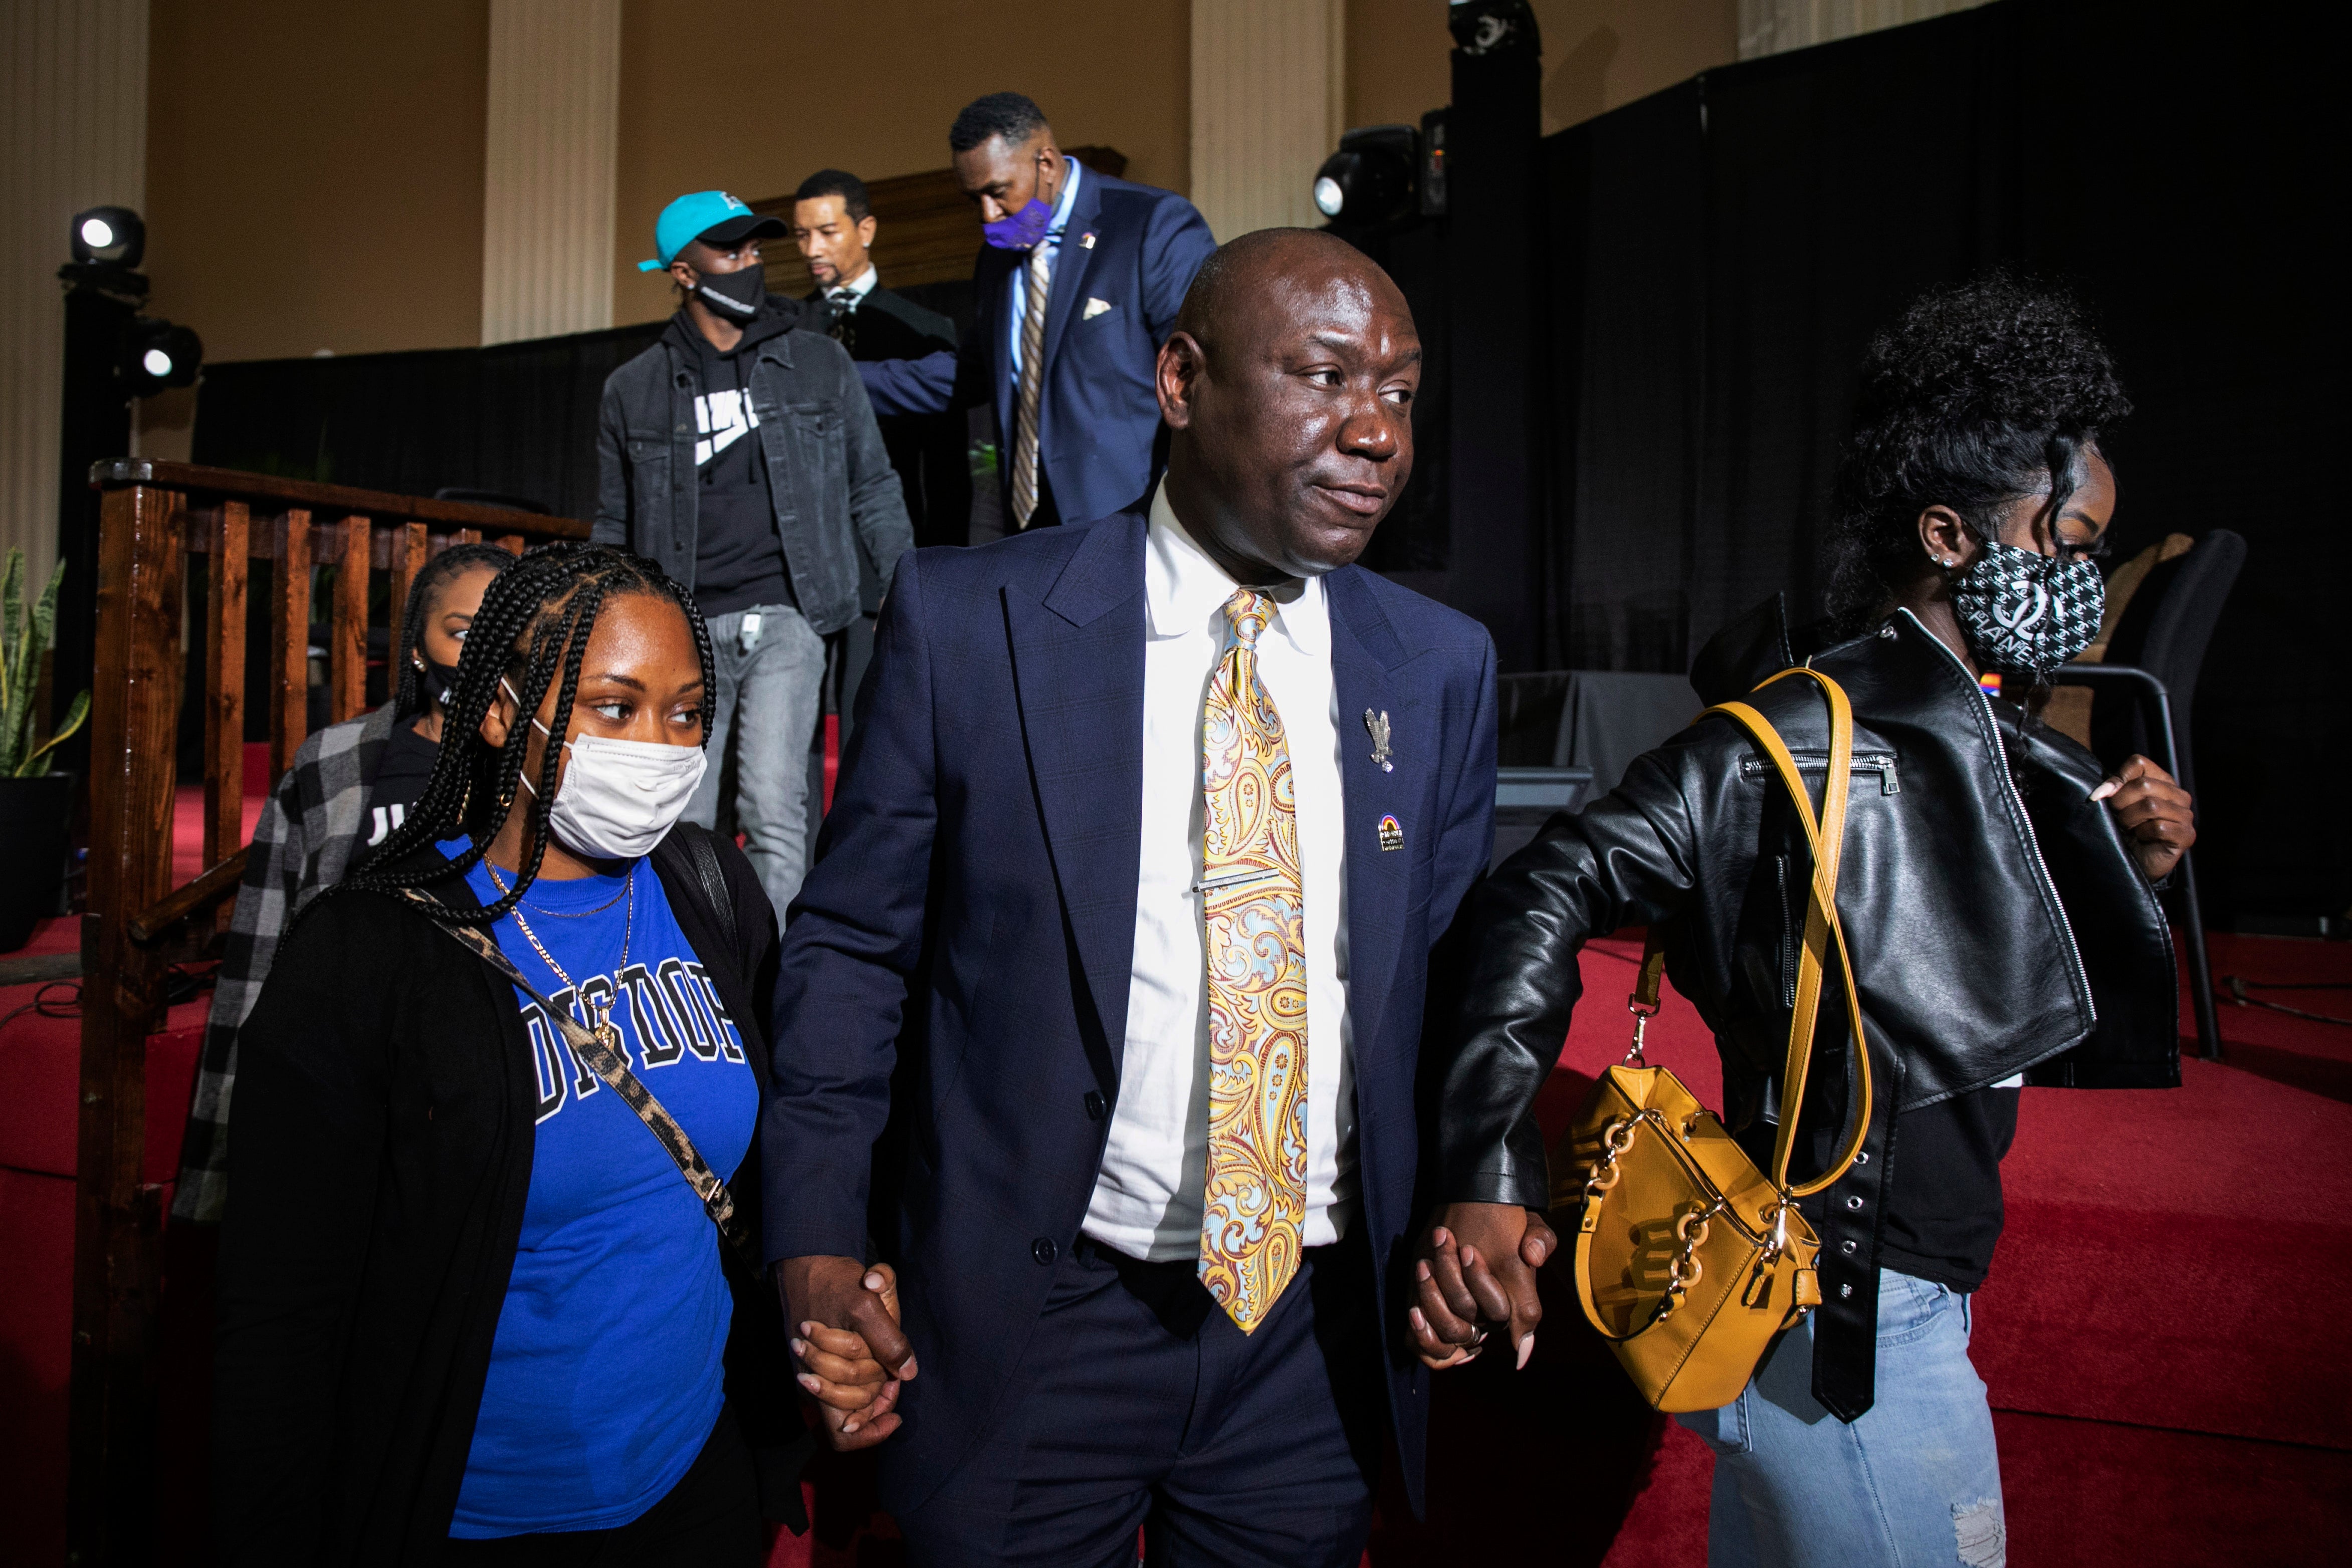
[691,603,827,922]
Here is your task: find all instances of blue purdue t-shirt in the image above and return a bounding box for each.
[440,844,757,1538]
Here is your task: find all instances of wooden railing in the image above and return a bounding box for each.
[68,460,589,1563]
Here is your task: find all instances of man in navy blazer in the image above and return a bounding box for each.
[763,230,1552,1565]
[858,92,1215,530]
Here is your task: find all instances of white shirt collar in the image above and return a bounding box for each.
[1145,478,1328,659]
[826,263,879,303]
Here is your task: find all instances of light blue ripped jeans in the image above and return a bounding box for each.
[687,603,827,922]
[1676,1269,2007,1568]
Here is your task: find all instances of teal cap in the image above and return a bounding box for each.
[636,190,786,273]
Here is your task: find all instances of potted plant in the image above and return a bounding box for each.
[1,547,90,951]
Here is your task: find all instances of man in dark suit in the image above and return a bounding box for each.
[762,229,1553,1565]
[791,169,971,853]
[793,168,970,551]
[857,91,1216,531]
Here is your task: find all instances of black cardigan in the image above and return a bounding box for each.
[212,828,801,1566]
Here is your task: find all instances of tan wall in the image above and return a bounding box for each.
[144,0,491,362]
[133,0,1736,453]
[138,0,491,457]
[1345,0,1737,136]
[611,0,1191,326]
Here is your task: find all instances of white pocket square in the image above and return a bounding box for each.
[1083,297,1114,320]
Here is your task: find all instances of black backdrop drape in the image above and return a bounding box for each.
[194,320,665,519]
[192,0,2342,919]
[1539,0,2344,921]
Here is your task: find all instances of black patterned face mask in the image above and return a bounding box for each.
[1950,540,2104,678]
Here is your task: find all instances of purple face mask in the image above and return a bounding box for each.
[983,197,1053,251]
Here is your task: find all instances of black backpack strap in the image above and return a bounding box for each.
[676,823,742,973]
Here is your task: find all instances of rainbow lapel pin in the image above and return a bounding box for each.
[1378,815,1404,853]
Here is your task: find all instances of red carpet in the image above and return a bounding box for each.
[2192,932,2352,1103]
[1369,933,2352,1566]
[6,808,2349,1562]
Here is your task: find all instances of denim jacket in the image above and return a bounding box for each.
[593,301,913,635]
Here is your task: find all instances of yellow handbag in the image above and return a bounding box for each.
[1551,667,1873,1413]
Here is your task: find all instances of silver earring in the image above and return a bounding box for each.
[1943,557,1958,567]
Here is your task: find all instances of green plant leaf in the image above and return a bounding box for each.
[31,555,63,657]
[0,547,29,776]
[18,688,90,776]
[0,548,24,747]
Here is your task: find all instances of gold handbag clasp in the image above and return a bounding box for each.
[1623,942,1669,1066]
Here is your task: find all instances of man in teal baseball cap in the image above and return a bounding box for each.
[596,188,911,929]
[640,190,790,326]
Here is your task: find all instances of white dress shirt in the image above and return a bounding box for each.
[1006,158,1082,382]
[1082,482,1357,1262]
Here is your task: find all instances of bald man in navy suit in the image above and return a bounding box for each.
[764,230,1555,1566]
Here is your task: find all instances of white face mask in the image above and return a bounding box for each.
[505,680,709,860]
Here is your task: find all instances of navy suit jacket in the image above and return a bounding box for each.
[761,506,1500,1517]
[858,170,1215,523]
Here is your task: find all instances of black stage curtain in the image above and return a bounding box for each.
[1542,0,2345,920]
[194,320,666,518]
[190,280,979,521]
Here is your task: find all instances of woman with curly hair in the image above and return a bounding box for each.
[1408,276,2196,1565]
[212,543,885,1565]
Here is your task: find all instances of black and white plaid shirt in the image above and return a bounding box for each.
[172,703,396,1223]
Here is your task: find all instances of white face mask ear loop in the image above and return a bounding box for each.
[499,675,569,800]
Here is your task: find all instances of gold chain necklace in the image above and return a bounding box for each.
[483,859,633,1053]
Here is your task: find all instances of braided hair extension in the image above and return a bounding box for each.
[390,542,519,721]
[334,542,716,927]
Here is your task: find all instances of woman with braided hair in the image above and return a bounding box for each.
[174,541,514,1224]
[213,543,891,1565]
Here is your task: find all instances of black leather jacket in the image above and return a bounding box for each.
[1440,598,2178,1417]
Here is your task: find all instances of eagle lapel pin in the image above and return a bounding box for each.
[1364,709,1393,772]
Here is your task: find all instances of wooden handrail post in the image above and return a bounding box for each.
[68,481,186,1564]
[270,511,312,781]
[204,502,250,872]
[331,514,370,722]
[387,521,428,665]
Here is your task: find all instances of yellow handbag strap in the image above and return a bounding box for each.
[1705,666,1872,1198]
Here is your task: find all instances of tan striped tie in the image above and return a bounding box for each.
[1009,241,1052,527]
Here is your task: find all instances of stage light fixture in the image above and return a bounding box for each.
[125,318,202,395]
[1312,125,1422,235]
[70,205,145,268]
[1448,0,1539,57]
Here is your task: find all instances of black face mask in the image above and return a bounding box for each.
[414,652,460,710]
[692,262,766,322]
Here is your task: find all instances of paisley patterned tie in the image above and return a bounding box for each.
[1197,587,1309,1334]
